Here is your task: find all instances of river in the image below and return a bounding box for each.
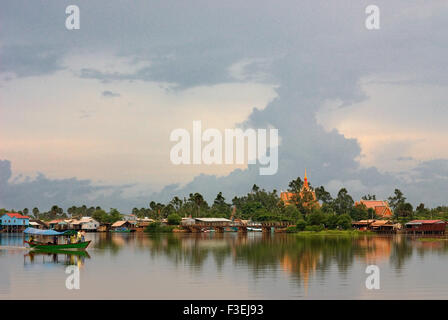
[1,232,447,299]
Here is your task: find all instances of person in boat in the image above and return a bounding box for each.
[70,234,75,244]
[77,230,82,243]
[29,235,34,243]
[53,236,58,245]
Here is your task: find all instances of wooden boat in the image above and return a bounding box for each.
[24,240,91,250]
[23,227,90,251]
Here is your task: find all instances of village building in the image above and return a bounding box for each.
[48,219,69,230]
[280,169,319,208]
[352,219,376,231]
[405,220,446,235]
[369,220,401,233]
[194,218,232,227]
[111,220,134,230]
[79,217,100,231]
[122,214,137,222]
[0,213,30,232]
[355,200,393,218]
[29,219,47,229]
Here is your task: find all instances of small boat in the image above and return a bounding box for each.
[24,240,91,250]
[247,227,262,232]
[23,227,90,251]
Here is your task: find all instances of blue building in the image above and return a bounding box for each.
[1,213,30,232]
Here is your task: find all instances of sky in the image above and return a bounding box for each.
[1,0,448,211]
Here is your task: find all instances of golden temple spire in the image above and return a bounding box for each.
[303,168,309,189]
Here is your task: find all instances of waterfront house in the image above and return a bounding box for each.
[48,219,69,230]
[194,218,232,227]
[29,219,47,229]
[123,214,137,222]
[111,220,133,230]
[370,220,401,233]
[181,217,196,226]
[1,213,30,232]
[405,220,446,235]
[97,223,111,232]
[352,219,376,231]
[79,217,100,231]
[355,200,393,218]
[135,218,155,231]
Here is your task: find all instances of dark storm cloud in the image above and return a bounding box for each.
[0,160,147,212]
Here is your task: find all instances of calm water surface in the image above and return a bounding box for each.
[1,232,448,299]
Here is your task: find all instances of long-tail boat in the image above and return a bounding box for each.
[23,227,91,250]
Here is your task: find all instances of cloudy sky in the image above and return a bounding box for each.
[1,0,448,211]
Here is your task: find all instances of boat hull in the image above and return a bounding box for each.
[25,240,91,250]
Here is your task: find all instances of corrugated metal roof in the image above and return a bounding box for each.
[195,218,231,222]
[111,221,127,227]
[407,220,445,225]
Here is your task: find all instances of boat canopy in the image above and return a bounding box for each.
[24,227,66,236]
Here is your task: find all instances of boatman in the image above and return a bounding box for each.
[77,230,82,243]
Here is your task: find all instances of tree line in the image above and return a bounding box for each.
[2,176,448,226]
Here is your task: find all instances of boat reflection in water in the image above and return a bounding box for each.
[24,249,90,267]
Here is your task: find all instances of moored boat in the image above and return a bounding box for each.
[24,240,91,250]
[23,227,90,250]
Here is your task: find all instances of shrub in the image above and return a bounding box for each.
[337,214,352,230]
[304,224,324,232]
[295,220,307,231]
[144,222,174,233]
[167,213,182,225]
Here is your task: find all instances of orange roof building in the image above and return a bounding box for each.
[281,169,318,207]
[355,200,393,218]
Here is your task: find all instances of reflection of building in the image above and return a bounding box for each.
[280,169,318,208]
[355,200,392,218]
[281,251,318,295]
[357,237,392,263]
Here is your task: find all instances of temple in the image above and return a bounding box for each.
[281,169,318,207]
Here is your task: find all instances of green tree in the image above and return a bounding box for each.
[388,189,406,212]
[211,192,231,217]
[337,214,352,230]
[288,177,303,193]
[167,213,182,225]
[333,188,354,215]
[315,186,333,204]
[350,203,369,221]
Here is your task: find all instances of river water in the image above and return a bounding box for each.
[1,232,447,299]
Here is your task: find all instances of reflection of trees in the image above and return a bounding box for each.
[85,233,448,287]
[389,236,448,270]
[92,233,124,255]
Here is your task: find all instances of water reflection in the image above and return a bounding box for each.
[24,250,90,267]
[2,232,448,298]
[92,233,448,289]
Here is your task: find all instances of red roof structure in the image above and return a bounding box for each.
[5,213,30,219]
[356,200,393,217]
